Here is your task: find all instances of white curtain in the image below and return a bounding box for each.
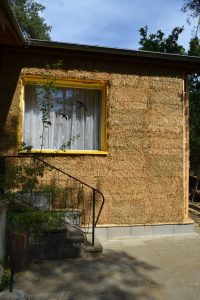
[23,85,102,150]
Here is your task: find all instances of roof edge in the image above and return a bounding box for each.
[29,39,200,65]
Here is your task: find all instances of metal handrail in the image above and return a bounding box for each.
[0,155,105,246]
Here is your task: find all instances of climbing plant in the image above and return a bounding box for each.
[19,60,79,153]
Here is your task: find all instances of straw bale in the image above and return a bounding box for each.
[147,112,182,134]
[147,137,182,155]
[108,141,148,156]
[104,199,146,224]
[111,87,149,107]
[150,91,183,106]
[111,74,149,88]
[149,78,182,92]
[146,178,183,197]
[146,154,182,177]
[152,75,181,83]
[144,197,184,224]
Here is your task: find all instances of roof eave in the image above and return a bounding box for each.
[29,39,200,71]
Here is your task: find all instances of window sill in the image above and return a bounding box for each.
[18,150,108,155]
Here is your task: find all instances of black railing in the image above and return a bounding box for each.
[0,155,105,246]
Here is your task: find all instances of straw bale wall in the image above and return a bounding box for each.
[0,49,188,225]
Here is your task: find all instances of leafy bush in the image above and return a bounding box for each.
[0,269,11,291]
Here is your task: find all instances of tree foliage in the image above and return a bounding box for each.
[139,26,185,54]
[9,0,51,40]
[182,0,200,19]
[138,26,200,172]
[182,0,200,34]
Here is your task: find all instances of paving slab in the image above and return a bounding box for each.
[13,233,200,300]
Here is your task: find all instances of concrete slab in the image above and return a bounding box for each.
[0,289,28,300]
[95,227,108,240]
[14,233,200,300]
[107,226,131,240]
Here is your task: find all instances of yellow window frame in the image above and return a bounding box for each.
[19,76,108,155]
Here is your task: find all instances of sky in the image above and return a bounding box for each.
[39,0,196,51]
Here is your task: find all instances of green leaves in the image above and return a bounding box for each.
[9,0,51,40]
[7,207,64,233]
[182,0,200,19]
[19,142,33,153]
[59,135,80,151]
[0,269,11,292]
[139,26,185,54]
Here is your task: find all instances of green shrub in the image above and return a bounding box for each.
[0,269,11,291]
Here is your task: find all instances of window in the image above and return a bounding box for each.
[21,78,107,154]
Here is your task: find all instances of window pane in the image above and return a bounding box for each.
[23,85,102,151]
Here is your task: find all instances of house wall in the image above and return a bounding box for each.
[0,49,189,226]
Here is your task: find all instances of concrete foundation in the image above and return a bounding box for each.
[95,223,194,240]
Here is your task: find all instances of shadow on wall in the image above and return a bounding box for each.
[15,249,161,299]
[0,204,6,262]
[0,61,22,155]
[0,115,19,155]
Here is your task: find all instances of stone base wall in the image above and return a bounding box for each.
[95,223,194,240]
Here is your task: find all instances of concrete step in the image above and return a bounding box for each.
[189,202,200,212]
[29,226,103,261]
[189,203,200,227]
[29,225,86,261]
[84,233,103,258]
[11,226,103,272]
